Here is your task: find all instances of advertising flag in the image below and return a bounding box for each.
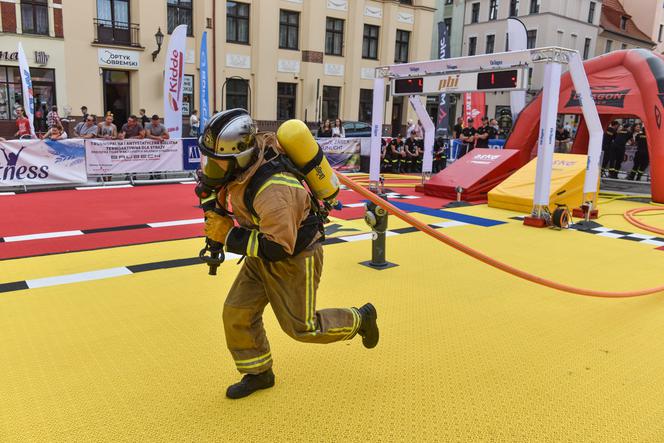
[199,31,210,136]
[164,24,188,139]
[17,42,36,138]
[463,92,486,128]
[507,18,528,120]
[435,21,451,136]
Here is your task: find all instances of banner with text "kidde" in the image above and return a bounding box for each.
[85,139,183,174]
[0,138,86,186]
[317,138,361,172]
[164,24,188,139]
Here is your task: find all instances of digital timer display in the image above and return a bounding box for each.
[476,70,519,90]
[394,77,424,94]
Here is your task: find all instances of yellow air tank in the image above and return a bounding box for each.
[276,119,340,203]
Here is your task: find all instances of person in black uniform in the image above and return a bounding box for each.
[460,118,477,157]
[415,139,424,172]
[453,117,464,139]
[601,120,619,176]
[628,124,649,181]
[609,122,633,179]
[380,137,390,172]
[388,137,406,173]
[433,136,447,173]
[475,117,496,149]
[404,134,419,173]
[554,125,571,153]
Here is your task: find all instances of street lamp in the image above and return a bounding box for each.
[152,27,164,62]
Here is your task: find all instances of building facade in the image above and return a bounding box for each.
[596,0,656,55]
[460,0,602,119]
[0,0,436,137]
[620,0,664,53]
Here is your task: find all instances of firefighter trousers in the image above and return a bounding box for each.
[222,244,361,374]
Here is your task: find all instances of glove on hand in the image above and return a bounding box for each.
[204,210,234,244]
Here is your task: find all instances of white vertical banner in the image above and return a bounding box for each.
[568,51,602,198]
[17,42,36,138]
[507,18,527,120]
[408,95,435,174]
[164,24,188,139]
[532,62,562,208]
[369,77,385,184]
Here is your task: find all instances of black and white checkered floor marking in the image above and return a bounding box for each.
[0,220,468,294]
[510,216,664,247]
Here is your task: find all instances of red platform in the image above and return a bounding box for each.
[417,149,522,201]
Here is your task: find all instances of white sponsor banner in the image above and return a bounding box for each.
[97,48,140,69]
[164,24,188,139]
[317,138,361,172]
[17,42,36,138]
[85,139,183,174]
[0,138,87,186]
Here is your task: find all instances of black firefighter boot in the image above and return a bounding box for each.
[356,303,379,349]
[226,369,275,399]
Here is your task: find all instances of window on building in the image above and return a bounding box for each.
[225,78,249,110]
[325,18,344,56]
[510,0,519,16]
[0,67,56,124]
[226,2,250,44]
[279,10,300,50]
[444,18,452,38]
[277,83,296,120]
[167,0,193,36]
[605,39,612,53]
[588,2,596,24]
[557,30,563,45]
[395,30,410,63]
[362,25,379,60]
[358,89,373,123]
[489,0,498,21]
[399,0,413,4]
[468,36,477,55]
[659,25,663,43]
[21,0,49,35]
[621,43,628,50]
[620,16,627,30]
[445,0,454,4]
[322,86,340,121]
[583,38,591,59]
[96,0,137,46]
[529,0,539,14]
[485,34,495,54]
[526,29,537,49]
[471,3,480,23]
[505,33,509,51]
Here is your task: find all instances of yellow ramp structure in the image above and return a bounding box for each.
[488,153,588,213]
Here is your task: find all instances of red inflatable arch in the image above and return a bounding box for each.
[505,49,664,202]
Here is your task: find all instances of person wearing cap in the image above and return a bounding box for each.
[145,115,170,141]
[198,108,379,399]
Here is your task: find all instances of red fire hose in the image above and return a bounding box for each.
[337,173,664,298]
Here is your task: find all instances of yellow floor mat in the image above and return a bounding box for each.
[2,206,664,441]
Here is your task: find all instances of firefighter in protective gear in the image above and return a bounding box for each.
[628,124,649,181]
[198,109,379,399]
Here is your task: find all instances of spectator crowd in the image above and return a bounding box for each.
[9,105,202,141]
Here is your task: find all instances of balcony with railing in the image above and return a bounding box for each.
[93,18,141,47]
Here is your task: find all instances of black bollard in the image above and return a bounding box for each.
[360,193,398,270]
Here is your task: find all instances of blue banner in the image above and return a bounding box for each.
[182,138,201,170]
[199,31,209,135]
